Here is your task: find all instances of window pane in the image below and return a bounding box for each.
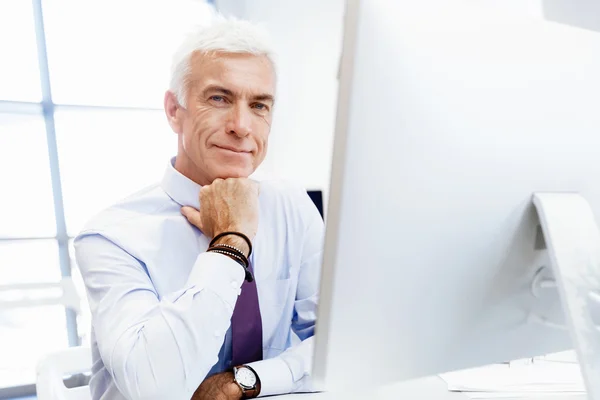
[0,0,42,102]
[0,114,56,238]
[0,240,61,285]
[0,306,68,388]
[43,0,215,108]
[55,109,176,235]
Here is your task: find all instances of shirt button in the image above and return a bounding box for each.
[214,330,220,338]
[231,281,239,289]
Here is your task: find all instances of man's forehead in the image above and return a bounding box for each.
[189,54,275,97]
[189,52,276,97]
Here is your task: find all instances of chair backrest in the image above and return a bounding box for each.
[36,346,92,400]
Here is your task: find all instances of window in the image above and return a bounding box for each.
[55,108,175,235]
[0,240,61,285]
[43,0,215,108]
[0,0,215,395]
[0,113,56,238]
[0,0,42,102]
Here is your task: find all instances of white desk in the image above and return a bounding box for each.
[272,376,587,399]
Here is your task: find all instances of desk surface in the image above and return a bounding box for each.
[272,376,587,399]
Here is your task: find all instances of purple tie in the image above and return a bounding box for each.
[231,261,263,366]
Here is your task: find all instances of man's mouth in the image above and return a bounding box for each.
[215,145,252,153]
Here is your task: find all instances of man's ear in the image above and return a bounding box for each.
[164,90,184,134]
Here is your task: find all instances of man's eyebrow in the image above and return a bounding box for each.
[202,85,234,97]
[253,94,275,104]
[202,85,275,104]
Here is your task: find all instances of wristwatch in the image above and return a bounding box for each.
[233,365,261,398]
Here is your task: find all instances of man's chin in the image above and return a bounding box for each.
[212,167,253,181]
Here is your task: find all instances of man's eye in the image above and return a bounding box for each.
[253,103,267,111]
[210,95,225,102]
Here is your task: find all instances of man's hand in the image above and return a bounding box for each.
[191,372,243,400]
[181,178,260,255]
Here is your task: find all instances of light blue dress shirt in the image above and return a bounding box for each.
[74,158,324,400]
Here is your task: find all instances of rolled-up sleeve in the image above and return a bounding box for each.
[75,233,244,400]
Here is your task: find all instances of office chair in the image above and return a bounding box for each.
[36,346,92,400]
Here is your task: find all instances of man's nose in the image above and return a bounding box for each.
[226,104,252,138]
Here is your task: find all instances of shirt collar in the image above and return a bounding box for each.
[161,157,201,209]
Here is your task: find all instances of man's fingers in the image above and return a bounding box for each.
[181,206,203,229]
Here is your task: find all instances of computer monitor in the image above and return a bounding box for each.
[313,0,600,394]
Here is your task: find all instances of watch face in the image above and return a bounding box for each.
[235,367,257,388]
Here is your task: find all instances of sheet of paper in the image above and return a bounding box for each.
[463,392,586,399]
[439,353,586,397]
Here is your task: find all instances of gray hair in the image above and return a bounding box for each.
[169,16,276,108]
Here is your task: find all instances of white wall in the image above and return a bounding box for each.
[215,0,346,200]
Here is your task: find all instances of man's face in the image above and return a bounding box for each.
[168,52,276,185]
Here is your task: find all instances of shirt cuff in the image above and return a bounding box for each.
[247,357,294,397]
[185,251,245,309]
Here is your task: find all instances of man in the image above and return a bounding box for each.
[75,18,324,400]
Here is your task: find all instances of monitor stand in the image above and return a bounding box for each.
[533,192,600,400]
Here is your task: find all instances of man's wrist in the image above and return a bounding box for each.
[207,233,254,282]
[212,235,250,258]
[222,372,244,398]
